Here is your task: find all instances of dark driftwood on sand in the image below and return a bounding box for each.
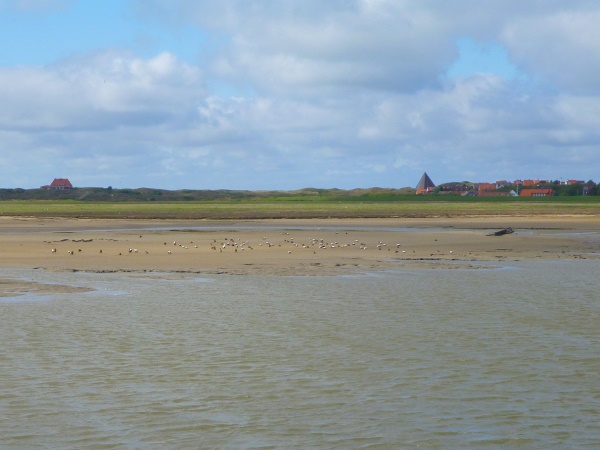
[489,227,514,236]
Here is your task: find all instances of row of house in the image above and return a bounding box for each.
[416,173,593,197]
[472,180,556,197]
[463,188,555,197]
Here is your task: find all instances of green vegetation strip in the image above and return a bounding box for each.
[0,198,598,220]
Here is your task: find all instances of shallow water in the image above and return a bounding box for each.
[1,261,599,449]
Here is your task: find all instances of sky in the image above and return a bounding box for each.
[1,0,599,190]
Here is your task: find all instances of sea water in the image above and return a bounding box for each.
[1,260,599,449]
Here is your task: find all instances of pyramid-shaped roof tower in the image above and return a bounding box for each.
[416,172,435,193]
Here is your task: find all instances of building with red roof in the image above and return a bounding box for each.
[519,188,554,197]
[41,178,73,190]
[476,182,495,192]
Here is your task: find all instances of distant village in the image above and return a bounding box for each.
[416,173,598,196]
[35,176,598,197]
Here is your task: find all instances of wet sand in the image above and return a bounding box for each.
[0,277,93,298]
[0,216,598,293]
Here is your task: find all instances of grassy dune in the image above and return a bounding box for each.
[1,197,599,219]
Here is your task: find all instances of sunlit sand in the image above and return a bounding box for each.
[0,215,598,297]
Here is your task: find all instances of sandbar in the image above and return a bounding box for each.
[0,216,598,288]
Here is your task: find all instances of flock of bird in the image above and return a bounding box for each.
[47,231,445,258]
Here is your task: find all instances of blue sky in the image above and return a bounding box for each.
[0,1,206,65]
[1,0,599,189]
[447,38,521,80]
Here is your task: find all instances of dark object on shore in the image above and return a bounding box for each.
[489,227,514,236]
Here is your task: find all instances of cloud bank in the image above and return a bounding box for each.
[0,0,599,189]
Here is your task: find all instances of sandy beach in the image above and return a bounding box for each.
[0,215,598,297]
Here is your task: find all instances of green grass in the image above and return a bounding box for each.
[1,197,599,220]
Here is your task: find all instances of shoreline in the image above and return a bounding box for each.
[1,215,599,296]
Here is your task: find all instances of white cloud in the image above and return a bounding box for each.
[139,0,459,95]
[502,9,600,93]
[0,50,206,138]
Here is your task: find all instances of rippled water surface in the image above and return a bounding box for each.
[2,261,599,449]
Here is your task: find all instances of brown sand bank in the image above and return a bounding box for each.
[0,216,598,282]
